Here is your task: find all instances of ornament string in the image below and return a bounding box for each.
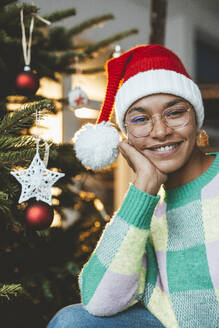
[34,14,51,25]
[43,142,50,167]
[74,56,83,86]
[35,109,50,167]
[20,8,34,67]
[20,9,51,68]
[35,108,40,153]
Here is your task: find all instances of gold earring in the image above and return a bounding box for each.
[197,129,209,147]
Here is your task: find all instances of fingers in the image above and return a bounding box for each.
[118,141,136,171]
[118,140,149,173]
[118,140,139,158]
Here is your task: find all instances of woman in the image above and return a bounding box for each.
[48,45,219,328]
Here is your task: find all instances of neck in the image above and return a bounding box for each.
[165,147,214,190]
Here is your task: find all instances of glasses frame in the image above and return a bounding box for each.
[124,106,192,138]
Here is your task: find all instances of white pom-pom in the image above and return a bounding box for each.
[74,122,120,170]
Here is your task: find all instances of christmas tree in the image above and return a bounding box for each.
[0,1,138,327]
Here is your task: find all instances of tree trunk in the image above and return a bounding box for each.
[149,0,167,45]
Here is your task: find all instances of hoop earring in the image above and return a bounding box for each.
[197,129,209,147]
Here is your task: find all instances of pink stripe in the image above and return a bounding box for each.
[154,202,167,218]
[206,240,219,289]
[156,250,169,293]
[202,174,219,199]
[142,253,147,269]
[86,270,139,316]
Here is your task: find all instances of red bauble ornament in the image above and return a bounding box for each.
[25,200,54,230]
[16,66,39,96]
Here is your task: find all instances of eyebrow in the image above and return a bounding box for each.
[127,98,187,115]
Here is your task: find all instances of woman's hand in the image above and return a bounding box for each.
[118,140,167,195]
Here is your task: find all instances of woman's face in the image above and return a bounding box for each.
[124,93,198,174]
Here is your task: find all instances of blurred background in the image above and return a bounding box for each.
[0,0,219,327]
[26,0,219,204]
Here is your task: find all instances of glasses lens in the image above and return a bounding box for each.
[125,106,190,137]
[163,107,190,128]
[126,114,152,137]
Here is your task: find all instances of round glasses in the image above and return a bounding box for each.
[124,106,191,138]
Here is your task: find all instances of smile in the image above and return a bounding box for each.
[146,141,183,155]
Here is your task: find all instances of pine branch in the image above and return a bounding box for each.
[0,198,13,216]
[67,14,114,37]
[0,191,9,200]
[0,100,53,134]
[0,0,18,8]
[0,3,38,28]
[63,67,105,75]
[0,284,23,300]
[46,27,72,51]
[43,8,76,23]
[20,3,38,15]
[0,30,11,43]
[84,28,139,55]
[57,51,85,68]
[0,135,36,150]
[0,148,38,165]
[1,146,58,167]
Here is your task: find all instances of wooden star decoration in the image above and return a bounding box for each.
[11,152,65,205]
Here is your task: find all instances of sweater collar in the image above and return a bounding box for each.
[164,153,219,204]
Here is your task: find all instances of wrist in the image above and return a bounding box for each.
[133,176,160,195]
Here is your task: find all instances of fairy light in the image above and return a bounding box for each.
[94,198,109,220]
[52,198,60,206]
[94,198,104,211]
[79,190,95,201]
[50,209,62,228]
[51,186,62,196]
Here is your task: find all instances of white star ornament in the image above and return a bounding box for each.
[11,152,65,205]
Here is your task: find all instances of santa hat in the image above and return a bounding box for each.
[74,44,204,170]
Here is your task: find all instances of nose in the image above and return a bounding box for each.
[150,114,173,139]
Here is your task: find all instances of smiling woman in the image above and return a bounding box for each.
[48,45,219,328]
[123,93,212,187]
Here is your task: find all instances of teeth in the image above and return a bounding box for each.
[155,144,176,151]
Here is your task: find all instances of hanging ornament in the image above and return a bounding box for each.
[16,66,39,96]
[68,86,88,108]
[10,110,65,206]
[15,9,51,96]
[25,199,54,230]
[68,56,89,109]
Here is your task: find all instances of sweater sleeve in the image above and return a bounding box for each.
[79,184,160,316]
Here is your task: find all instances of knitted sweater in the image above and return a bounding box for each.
[79,153,219,328]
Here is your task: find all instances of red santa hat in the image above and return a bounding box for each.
[74,44,204,170]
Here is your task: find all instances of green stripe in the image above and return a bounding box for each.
[118,184,160,229]
[81,254,107,305]
[167,244,214,292]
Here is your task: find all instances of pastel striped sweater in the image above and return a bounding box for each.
[79,153,219,328]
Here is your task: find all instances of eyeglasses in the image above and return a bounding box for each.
[124,105,192,138]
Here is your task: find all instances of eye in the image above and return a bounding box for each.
[129,115,150,124]
[164,108,187,118]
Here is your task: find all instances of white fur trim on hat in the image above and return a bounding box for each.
[74,121,120,170]
[115,69,204,134]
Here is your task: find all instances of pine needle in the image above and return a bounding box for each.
[0,284,23,300]
[0,100,53,134]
